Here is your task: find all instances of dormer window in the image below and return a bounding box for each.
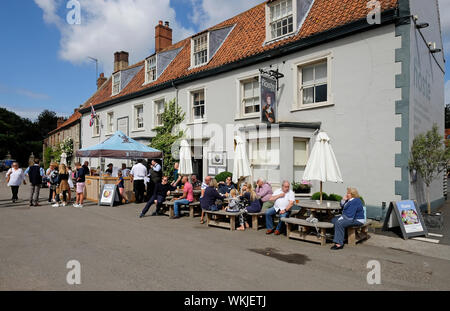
[192,33,208,67]
[145,56,157,83]
[269,0,294,39]
[112,72,121,95]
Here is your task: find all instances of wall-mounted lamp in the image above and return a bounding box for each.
[428,42,442,54]
[416,22,429,29]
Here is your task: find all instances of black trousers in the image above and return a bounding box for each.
[141,194,165,216]
[11,186,19,201]
[146,181,155,201]
[55,191,68,202]
[134,180,145,203]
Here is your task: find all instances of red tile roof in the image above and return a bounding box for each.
[48,110,82,135]
[81,0,398,111]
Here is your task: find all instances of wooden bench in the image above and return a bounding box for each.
[164,201,201,218]
[204,210,245,231]
[282,218,334,246]
[247,211,266,230]
[347,221,372,246]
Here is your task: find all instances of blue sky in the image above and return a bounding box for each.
[0,0,448,121]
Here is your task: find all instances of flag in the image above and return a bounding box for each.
[89,104,97,127]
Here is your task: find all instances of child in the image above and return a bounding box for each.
[225,189,247,231]
[48,163,59,204]
[74,162,86,208]
[115,170,129,204]
[53,164,69,207]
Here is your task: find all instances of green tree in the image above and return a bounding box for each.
[150,99,185,180]
[37,110,59,138]
[409,124,450,214]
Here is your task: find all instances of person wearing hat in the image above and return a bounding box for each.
[105,163,113,176]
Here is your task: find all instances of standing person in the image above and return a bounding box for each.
[67,166,74,203]
[45,163,56,202]
[265,181,295,235]
[53,164,70,207]
[121,163,130,177]
[171,176,194,219]
[115,170,129,204]
[199,176,211,224]
[48,163,59,203]
[25,159,45,207]
[146,160,162,201]
[130,159,147,203]
[171,162,181,187]
[5,162,26,203]
[256,178,273,211]
[82,161,90,176]
[74,162,86,208]
[105,163,113,176]
[140,176,174,217]
[330,188,365,250]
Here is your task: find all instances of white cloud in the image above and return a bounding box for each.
[0,83,50,100]
[190,0,263,30]
[34,0,195,75]
[1,105,68,121]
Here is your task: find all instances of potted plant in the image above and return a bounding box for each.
[409,124,449,227]
[292,181,312,194]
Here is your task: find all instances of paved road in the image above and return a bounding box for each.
[1,172,450,290]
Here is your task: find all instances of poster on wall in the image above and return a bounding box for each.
[383,200,428,240]
[99,184,120,207]
[207,151,227,177]
[260,74,277,124]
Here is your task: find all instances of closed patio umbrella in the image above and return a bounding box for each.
[179,139,193,176]
[232,135,251,186]
[302,132,343,202]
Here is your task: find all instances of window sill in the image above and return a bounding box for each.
[92,135,100,138]
[131,128,146,133]
[187,119,208,125]
[291,102,334,112]
[234,115,260,121]
[263,32,296,46]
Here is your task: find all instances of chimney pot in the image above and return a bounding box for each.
[97,72,108,89]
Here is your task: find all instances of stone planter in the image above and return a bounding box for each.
[423,212,444,230]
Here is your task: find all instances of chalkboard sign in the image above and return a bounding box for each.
[383,200,428,240]
[99,184,120,207]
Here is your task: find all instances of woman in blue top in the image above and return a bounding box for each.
[331,188,365,250]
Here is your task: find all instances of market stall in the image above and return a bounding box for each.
[75,131,163,204]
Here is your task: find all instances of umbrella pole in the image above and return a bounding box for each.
[320,181,323,204]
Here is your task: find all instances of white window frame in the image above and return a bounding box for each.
[190,88,206,122]
[240,76,260,117]
[191,33,209,68]
[293,53,333,111]
[106,111,114,134]
[92,117,100,137]
[153,98,165,128]
[112,72,121,96]
[265,0,297,42]
[133,104,145,131]
[145,55,157,84]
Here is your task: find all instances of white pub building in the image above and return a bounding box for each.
[77,0,445,220]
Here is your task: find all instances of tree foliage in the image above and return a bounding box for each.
[409,124,450,214]
[150,99,185,180]
[0,108,60,167]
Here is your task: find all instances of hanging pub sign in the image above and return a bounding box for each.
[99,184,120,206]
[260,74,277,124]
[382,200,428,240]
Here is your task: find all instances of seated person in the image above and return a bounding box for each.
[200,179,224,212]
[266,181,295,236]
[140,176,174,218]
[190,174,202,190]
[218,176,236,195]
[330,188,365,250]
[256,178,273,211]
[171,176,194,219]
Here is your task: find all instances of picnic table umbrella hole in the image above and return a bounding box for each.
[302,132,343,203]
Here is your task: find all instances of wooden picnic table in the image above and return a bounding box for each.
[170,189,202,197]
[295,200,342,221]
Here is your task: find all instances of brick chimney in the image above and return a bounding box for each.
[155,20,172,52]
[97,73,107,89]
[57,117,65,128]
[114,51,129,72]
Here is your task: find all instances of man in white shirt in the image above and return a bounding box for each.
[130,159,147,203]
[6,162,26,203]
[265,180,295,235]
